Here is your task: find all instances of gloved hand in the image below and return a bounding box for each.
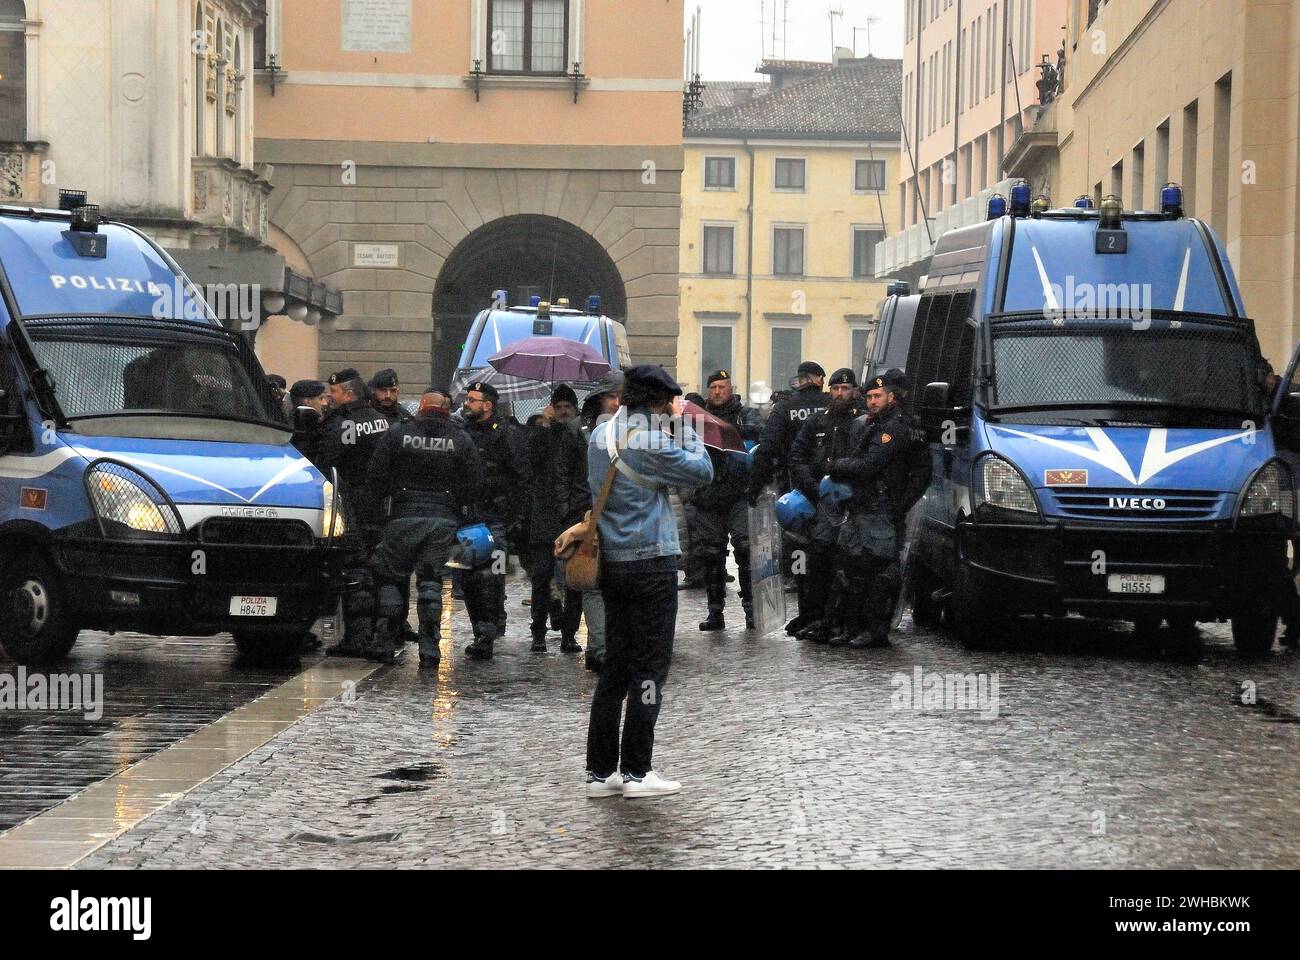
[829,458,854,483]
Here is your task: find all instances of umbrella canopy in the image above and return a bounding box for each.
[488,336,612,384]
[682,399,746,453]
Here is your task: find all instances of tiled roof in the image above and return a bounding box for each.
[686,56,902,141]
[698,80,771,113]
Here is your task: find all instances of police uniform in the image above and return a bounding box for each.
[369,368,414,427]
[748,361,830,631]
[786,368,864,642]
[461,381,530,660]
[827,372,918,647]
[317,370,395,654]
[367,393,482,665]
[288,379,328,468]
[692,370,765,631]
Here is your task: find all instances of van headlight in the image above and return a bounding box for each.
[1238,461,1295,520]
[321,480,346,538]
[974,455,1040,517]
[85,462,183,538]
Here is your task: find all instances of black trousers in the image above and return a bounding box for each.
[527,543,582,638]
[585,556,678,778]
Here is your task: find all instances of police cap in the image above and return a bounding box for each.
[828,367,858,387]
[796,361,826,379]
[467,381,499,403]
[623,364,683,399]
[289,379,326,401]
[328,367,362,386]
[369,367,399,390]
[706,369,732,385]
[882,368,911,393]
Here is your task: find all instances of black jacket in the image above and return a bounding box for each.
[693,395,764,509]
[749,384,830,495]
[525,419,591,544]
[317,398,394,525]
[372,401,414,428]
[366,413,481,520]
[829,404,917,515]
[788,402,866,500]
[464,414,530,530]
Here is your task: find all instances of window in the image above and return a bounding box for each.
[0,0,24,141]
[942,41,950,126]
[700,326,733,393]
[702,225,734,275]
[854,228,884,279]
[214,21,225,157]
[774,158,805,191]
[194,4,209,156]
[773,226,804,277]
[1182,100,1198,216]
[704,156,735,190]
[1212,72,1231,238]
[987,4,996,97]
[233,37,242,162]
[771,327,803,388]
[971,16,980,104]
[1154,119,1170,207]
[855,159,886,192]
[1131,140,1144,211]
[851,326,872,372]
[489,0,568,74]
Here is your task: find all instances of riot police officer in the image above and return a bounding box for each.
[369,368,413,427]
[827,370,918,648]
[747,360,829,634]
[367,387,482,666]
[318,368,394,657]
[288,379,329,468]
[693,369,764,631]
[787,368,865,643]
[460,380,530,661]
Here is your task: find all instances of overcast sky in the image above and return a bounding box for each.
[683,0,907,80]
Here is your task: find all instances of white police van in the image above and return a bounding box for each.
[0,193,348,664]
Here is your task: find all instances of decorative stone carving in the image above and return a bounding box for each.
[204,55,218,102]
[0,154,24,199]
[225,66,239,115]
[257,197,268,240]
[222,178,233,221]
[193,169,208,212]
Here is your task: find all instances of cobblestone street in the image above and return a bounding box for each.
[5,570,1285,870]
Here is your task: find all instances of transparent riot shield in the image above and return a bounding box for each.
[891,493,930,630]
[748,490,787,636]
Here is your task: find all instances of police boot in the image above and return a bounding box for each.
[367,620,399,665]
[785,614,811,636]
[530,629,548,653]
[464,624,496,662]
[698,568,726,631]
[797,619,829,643]
[743,603,755,631]
[560,633,582,654]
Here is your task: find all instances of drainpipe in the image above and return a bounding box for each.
[953,0,962,207]
[744,138,755,395]
[998,0,1009,177]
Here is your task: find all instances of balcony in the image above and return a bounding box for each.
[191,157,272,246]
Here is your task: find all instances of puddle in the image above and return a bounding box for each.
[375,763,443,782]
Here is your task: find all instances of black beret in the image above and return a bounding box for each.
[551,384,579,407]
[467,381,499,402]
[328,368,362,386]
[266,374,287,390]
[369,368,399,390]
[706,369,732,385]
[828,367,858,387]
[289,379,326,400]
[882,368,910,392]
[624,364,683,398]
[796,361,826,378]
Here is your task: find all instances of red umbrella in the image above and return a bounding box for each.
[682,400,746,452]
[487,336,611,384]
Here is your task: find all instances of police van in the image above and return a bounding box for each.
[451,294,631,418]
[0,193,347,664]
[860,282,919,384]
[906,183,1296,655]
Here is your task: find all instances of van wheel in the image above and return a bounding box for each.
[954,564,1000,650]
[0,555,80,665]
[1231,611,1278,658]
[232,629,307,664]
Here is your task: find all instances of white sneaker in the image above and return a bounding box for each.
[585,771,623,798]
[621,770,681,799]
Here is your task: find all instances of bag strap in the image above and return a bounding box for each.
[605,426,664,491]
[588,462,618,530]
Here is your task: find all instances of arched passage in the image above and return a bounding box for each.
[431,214,628,383]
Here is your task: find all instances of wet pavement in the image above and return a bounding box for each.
[1,566,1292,869]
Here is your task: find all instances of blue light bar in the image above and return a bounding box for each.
[1009,180,1032,217]
[587,294,601,315]
[1074,195,1094,209]
[1160,182,1184,218]
[529,295,542,307]
[986,194,1008,220]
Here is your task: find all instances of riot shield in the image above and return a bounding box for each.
[891,493,930,629]
[748,491,787,636]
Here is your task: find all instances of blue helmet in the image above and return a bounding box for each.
[446,523,496,569]
[728,442,758,468]
[819,475,853,506]
[775,489,816,531]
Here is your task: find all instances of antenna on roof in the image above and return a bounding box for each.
[828,6,844,60]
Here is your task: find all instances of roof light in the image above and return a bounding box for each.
[537,300,551,318]
[986,194,1008,220]
[556,297,570,308]
[587,294,601,315]
[528,295,542,307]
[58,189,87,211]
[1009,180,1032,217]
[1031,195,1052,216]
[1074,195,1094,209]
[1099,194,1123,229]
[1160,182,1184,218]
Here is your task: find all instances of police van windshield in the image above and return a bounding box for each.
[989,319,1266,425]
[26,319,281,426]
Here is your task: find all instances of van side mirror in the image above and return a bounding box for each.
[1281,392,1300,420]
[293,405,322,432]
[920,381,952,431]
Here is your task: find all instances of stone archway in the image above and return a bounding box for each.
[431,213,628,383]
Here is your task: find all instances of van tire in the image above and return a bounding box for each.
[232,629,307,663]
[954,563,1000,650]
[0,555,80,665]
[1231,611,1278,658]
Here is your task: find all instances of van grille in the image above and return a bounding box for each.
[198,518,314,547]
[1048,488,1223,521]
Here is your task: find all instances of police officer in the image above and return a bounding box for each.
[786,368,865,643]
[747,360,829,634]
[318,368,394,657]
[369,368,413,426]
[826,370,918,648]
[288,379,329,468]
[367,387,482,667]
[693,369,764,631]
[460,380,530,661]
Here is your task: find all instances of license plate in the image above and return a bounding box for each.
[230,596,278,617]
[1107,574,1165,595]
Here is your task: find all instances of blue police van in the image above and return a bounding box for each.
[906,184,1296,655]
[0,194,347,664]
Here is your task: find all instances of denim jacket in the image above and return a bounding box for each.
[588,406,714,562]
